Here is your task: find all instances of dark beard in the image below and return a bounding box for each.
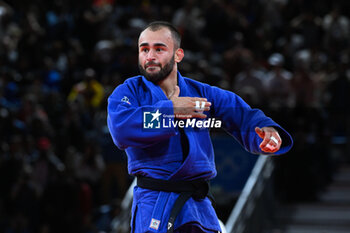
[139,56,175,84]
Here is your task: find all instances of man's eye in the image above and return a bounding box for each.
[142,48,149,52]
[156,48,163,52]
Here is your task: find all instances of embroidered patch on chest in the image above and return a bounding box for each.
[149,218,161,230]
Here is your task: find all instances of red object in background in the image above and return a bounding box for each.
[79,182,93,223]
[37,137,51,151]
[93,0,115,7]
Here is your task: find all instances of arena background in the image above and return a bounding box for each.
[0,0,349,232]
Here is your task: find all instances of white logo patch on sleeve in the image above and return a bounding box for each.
[121,96,131,105]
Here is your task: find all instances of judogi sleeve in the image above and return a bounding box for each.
[207,85,293,155]
[107,83,176,150]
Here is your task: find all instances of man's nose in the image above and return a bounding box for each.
[146,49,156,61]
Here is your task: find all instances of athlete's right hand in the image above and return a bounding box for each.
[169,86,211,119]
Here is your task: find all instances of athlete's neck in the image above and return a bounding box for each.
[158,69,178,99]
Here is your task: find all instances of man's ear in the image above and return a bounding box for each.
[174,48,184,63]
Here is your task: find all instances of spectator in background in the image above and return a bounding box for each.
[233,54,266,107]
[291,50,317,108]
[290,10,323,49]
[264,53,294,109]
[68,68,105,110]
[323,6,350,56]
[31,137,64,196]
[326,59,350,143]
[223,32,254,88]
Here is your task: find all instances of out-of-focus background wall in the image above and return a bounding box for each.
[0,0,349,232]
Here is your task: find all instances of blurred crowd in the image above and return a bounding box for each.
[0,0,350,232]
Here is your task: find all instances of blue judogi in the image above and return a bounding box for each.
[107,72,293,233]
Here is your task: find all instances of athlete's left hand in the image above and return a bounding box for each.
[255,127,282,153]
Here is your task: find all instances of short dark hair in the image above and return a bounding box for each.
[143,21,181,49]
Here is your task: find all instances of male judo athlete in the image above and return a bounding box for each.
[107,21,293,233]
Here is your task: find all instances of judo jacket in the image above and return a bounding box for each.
[107,72,293,233]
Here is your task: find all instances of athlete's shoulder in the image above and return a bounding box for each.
[122,75,143,86]
[181,75,213,91]
[109,75,143,98]
[118,75,145,90]
[182,75,235,95]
